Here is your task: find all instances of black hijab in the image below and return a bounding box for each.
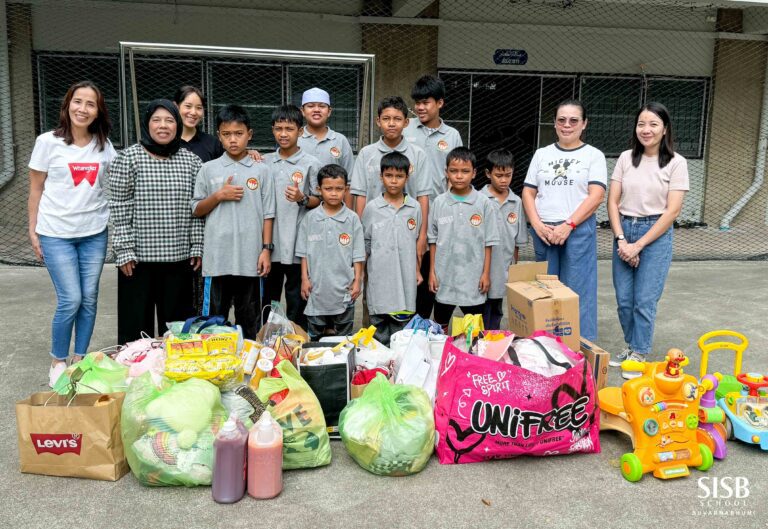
[140,99,182,157]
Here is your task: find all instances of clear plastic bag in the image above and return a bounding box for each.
[339,374,434,476]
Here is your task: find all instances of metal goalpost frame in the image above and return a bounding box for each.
[119,41,376,149]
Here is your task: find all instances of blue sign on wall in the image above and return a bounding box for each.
[493,49,528,65]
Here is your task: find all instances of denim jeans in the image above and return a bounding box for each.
[39,229,108,360]
[530,215,598,341]
[612,215,673,355]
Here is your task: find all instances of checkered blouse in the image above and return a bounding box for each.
[108,144,203,266]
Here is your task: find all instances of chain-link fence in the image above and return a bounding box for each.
[2,0,768,265]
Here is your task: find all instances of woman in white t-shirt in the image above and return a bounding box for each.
[607,102,688,379]
[522,99,607,342]
[28,81,116,387]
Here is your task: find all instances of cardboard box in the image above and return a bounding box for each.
[506,262,580,351]
[580,338,609,391]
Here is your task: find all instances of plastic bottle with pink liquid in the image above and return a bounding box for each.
[247,410,283,499]
[212,415,248,504]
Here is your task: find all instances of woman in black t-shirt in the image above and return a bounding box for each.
[174,85,224,163]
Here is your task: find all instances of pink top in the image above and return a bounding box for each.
[611,150,689,217]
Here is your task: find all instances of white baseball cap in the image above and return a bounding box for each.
[301,87,331,106]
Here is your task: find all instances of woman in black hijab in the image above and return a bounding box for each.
[109,99,204,342]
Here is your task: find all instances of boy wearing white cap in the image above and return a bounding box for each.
[298,87,355,206]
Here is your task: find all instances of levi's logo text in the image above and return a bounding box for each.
[69,163,99,187]
[31,433,83,455]
[470,214,483,227]
[470,396,590,439]
[545,158,580,186]
[339,233,351,246]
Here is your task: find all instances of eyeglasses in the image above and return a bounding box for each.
[556,117,582,126]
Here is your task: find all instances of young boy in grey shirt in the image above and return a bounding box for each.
[192,105,274,339]
[362,152,422,345]
[428,147,499,333]
[480,149,527,329]
[297,164,365,341]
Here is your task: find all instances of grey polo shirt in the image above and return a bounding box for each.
[404,118,463,201]
[428,188,500,306]
[349,137,431,200]
[295,205,365,316]
[480,185,528,299]
[362,195,422,315]
[263,149,321,264]
[191,153,275,277]
[297,127,354,174]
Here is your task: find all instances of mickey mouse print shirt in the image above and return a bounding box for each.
[29,131,117,238]
[523,143,607,223]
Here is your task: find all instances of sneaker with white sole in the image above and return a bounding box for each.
[621,351,647,380]
[609,347,633,367]
[48,361,67,388]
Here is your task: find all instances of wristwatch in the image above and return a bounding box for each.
[262,243,274,252]
[298,195,309,207]
[615,234,626,242]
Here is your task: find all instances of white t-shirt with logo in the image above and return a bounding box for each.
[524,143,607,223]
[29,131,117,238]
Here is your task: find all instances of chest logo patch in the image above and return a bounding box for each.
[291,171,304,185]
[69,163,99,187]
[246,177,259,190]
[329,146,341,158]
[507,212,518,224]
[437,139,449,151]
[339,233,351,246]
[470,214,483,227]
[407,217,417,231]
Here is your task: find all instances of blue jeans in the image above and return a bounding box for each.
[612,216,672,355]
[39,229,108,360]
[530,215,598,341]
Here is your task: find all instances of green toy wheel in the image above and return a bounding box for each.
[620,453,643,482]
[697,443,714,471]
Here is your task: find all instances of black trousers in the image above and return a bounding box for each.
[206,275,261,340]
[415,256,435,319]
[117,260,193,343]
[263,262,307,329]
[433,301,486,333]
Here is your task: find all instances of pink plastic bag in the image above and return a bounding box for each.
[434,331,600,464]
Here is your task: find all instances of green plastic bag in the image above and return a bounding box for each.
[121,373,226,486]
[256,360,331,470]
[339,374,435,476]
[53,352,128,395]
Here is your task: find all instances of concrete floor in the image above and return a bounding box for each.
[1,261,767,529]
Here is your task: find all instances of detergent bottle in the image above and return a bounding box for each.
[247,410,283,499]
[212,414,248,504]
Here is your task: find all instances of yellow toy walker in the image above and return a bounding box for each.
[599,348,715,482]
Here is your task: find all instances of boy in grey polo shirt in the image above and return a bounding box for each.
[297,165,365,341]
[362,152,422,345]
[404,75,464,321]
[428,147,499,333]
[298,87,354,174]
[480,149,528,329]
[263,105,322,329]
[351,96,431,261]
[192,105,274,339]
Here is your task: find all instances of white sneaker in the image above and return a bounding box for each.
[609,347,632,367]
[48,361,67,388]
[621,352,647,380]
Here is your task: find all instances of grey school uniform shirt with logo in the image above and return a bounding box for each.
[480,185,528,300]
[404,118,463,201]
[264,149,321,265]
[428,188,500,306]
[297,127,354,174]
[191,154,275,277]
[362,195,422,315]
[295,205,365,316]
[349,137,431,200]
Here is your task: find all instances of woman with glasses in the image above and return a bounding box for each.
[521,99,607,342]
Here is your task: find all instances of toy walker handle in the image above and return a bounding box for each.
[621,359,647,374]
[736,373,768,397]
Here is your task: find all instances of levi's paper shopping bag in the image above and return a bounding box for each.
[16,392,129,481]
[434,332,600,464]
